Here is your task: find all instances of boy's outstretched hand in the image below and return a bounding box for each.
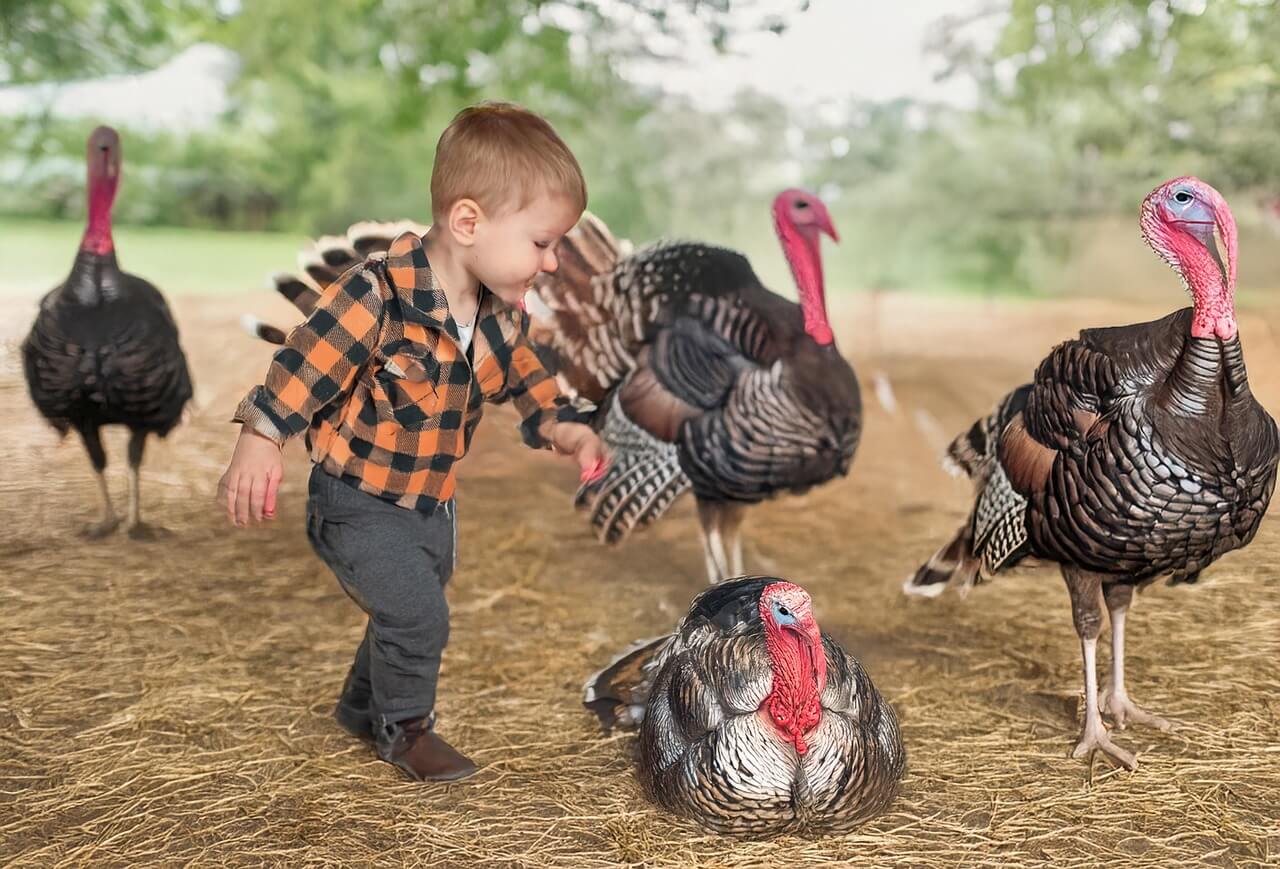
[550,422,609,484]
[217,427,285,527]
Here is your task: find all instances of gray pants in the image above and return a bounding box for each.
[305,465,456,731]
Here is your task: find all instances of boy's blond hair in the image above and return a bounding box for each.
[430,102,587,220]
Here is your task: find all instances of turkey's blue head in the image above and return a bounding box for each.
[1141,176,1238,341]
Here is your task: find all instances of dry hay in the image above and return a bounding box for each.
[1,293,1278,868]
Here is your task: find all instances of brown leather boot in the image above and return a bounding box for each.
[377,717,479,782]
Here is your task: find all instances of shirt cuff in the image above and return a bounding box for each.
[231,386,289,446]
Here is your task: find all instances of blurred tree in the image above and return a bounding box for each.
[1,0,805,237]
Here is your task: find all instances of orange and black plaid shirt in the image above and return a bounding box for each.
[234,231,590,513]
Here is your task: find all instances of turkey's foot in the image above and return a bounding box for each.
[81,516,121,539]
[1100,687,1178,731]
[126,521,169,541]
[1071,716,1137,770]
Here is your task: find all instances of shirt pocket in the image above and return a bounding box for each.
[372,351,441,431]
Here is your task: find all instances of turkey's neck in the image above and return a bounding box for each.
[761,624,826,755]
[1183,243,1235,341]
[776,220,833,346]
[1167,249,1249,412]
[82,172,117,257]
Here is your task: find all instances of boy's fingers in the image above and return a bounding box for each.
[580,456,607,484]
[223,475,239,524]
[234,475,252,527]
[264,470,280,519]
[249,474,266,524]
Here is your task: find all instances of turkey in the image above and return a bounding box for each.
[527,190,860,582]
[905,177,1278,770]
[584,576,904,835]
[22,126,193,539]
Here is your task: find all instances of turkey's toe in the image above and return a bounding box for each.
[1071,721,1137,770]
[81,517,121,539]
[1101,688,1178,732]
[126,522,169,541]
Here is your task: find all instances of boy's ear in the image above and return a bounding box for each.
[447,198,483,247]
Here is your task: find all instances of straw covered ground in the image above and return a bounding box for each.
[2,290,1278,867]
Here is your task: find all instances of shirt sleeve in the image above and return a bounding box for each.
[491,309,595,449]
[232,262,386,444]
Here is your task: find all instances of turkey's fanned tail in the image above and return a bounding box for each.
[583,634,671,731]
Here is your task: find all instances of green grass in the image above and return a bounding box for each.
[0,218,309,298]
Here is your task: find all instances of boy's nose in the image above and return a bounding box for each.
[542,249,558,274]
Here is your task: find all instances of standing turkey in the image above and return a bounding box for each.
[22,126,193,539]
[905,177,1278,770]
[528,190,860,582]
[584,576,904,835]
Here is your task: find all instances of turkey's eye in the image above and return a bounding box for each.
[778,605,791,617]
[794,200,810,210]
[1174,191,1193,204]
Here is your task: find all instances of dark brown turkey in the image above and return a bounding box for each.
[905,177,1278,770]
[584,576,904,835]
[22,126,193,539]
[527,190,861,582]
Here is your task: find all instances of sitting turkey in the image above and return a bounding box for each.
[585,576,904,835]
[22,126,193,538]
[905,177,1278,770]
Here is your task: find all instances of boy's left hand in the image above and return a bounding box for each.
[551,422,609,483]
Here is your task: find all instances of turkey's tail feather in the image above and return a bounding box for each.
[240,314,287,346]
[944,384,1032,481]
[903,523,980,598]
[576,392,691,543]
[527,211,632,403]
[583,635,671,731]
[271,273,322,318]
[912,384,1035,597]
[272,220,430,317]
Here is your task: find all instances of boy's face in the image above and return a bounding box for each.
[471,195,581,307]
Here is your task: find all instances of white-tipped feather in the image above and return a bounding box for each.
[346,219,430,247]
[940,454,966,478]
[297,239,354,273]
[901,575,946,598]
[872,370,898,414]
[240,313,264,338]
[524,290,555,322]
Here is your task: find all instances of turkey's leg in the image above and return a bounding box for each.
[125,430,164,540]
[78,425,120,538]
[718,502,748,579]
[1063,566,1136,770]
[1100,582,1175,731]
[696,500,730,584]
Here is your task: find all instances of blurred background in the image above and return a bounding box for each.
[2,0,1279,299]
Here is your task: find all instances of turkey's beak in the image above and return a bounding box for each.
[819,214,839,243]
[786,616,827,693]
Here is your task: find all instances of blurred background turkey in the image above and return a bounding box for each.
[4,1,1280,866]
[21,126,193,539]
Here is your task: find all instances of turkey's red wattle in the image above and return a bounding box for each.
[762,616,826,754]
[775,218,833,346]
[83,156,118,256]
